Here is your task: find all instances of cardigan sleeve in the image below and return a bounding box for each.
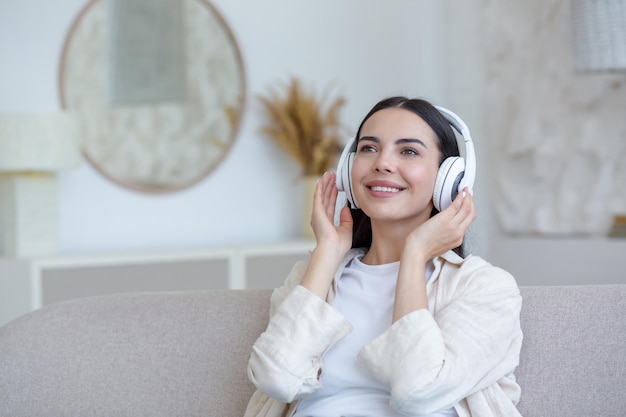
[247,261,352,404]
[357,260,523,416]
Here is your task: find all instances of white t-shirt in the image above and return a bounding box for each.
[293,254,457,417]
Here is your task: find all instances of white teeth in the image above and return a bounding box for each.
[371,186,400,193]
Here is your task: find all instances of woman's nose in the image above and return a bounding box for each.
[374,152,395,173]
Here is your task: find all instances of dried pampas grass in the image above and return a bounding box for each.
[258,78,346,176]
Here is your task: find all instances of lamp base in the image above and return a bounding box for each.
[0,174,59,257]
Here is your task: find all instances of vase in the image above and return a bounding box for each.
[302,175,319,240]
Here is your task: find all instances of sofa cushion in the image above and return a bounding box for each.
[516,284,626,416]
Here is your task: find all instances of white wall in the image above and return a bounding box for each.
[3,0,624,286]
[1,0,473,255]
[439,0,492,257]
[483,0,626,236]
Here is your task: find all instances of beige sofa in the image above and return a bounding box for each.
[1,285,625,416]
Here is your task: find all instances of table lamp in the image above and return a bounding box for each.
[0,112,80,256]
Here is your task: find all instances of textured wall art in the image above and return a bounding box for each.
[60,0,246,193]
[483,0,626,235]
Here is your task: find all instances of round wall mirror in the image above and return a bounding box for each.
[59,0,246,193]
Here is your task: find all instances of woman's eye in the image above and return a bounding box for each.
[401,148,419,156]
[358,144,376,153]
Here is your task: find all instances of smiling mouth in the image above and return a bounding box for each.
[369,186,402,193]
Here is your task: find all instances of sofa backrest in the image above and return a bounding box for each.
[0,285,625,417]
[0,289,272,417]
[516,284,626,416]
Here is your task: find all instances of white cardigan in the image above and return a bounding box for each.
[245,249,523,417]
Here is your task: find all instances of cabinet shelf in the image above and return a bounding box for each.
[0,240,315,327]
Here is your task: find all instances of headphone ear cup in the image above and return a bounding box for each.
[336,137,359,209]
[433,156,465,211]
[343,152,358,209]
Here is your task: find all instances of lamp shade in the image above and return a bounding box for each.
[571,0,626,72]
[0,112,81,172]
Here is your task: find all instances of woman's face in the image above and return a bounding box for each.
[351,107,441,224]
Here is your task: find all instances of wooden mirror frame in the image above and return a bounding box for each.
[59,0,247,193]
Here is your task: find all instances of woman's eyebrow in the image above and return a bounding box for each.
[396,138,427,148]
[358,136,428,148]
[358,136,379,143]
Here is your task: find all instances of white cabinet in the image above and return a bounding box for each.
[0,240,314,327]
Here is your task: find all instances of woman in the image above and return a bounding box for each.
[244,97,523,417]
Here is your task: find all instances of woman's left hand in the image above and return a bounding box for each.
[404,187,476,262]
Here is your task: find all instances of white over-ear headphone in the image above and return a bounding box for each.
[335,105,476,212]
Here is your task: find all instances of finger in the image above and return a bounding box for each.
[460,188,475,217]
[326,183,338,219]
[313,174,332,216]
[442,191,469,230]
[313,176,325,210]
[314,173,338,222]
[456,189,476,228]
[441,187,466,217]
[452,187,472,214]
[339,205,353,231]
[452,186,468,209]
[322,173,336,212]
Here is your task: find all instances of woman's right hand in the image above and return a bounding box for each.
[300,172,353,299]
[310,171,353,256]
